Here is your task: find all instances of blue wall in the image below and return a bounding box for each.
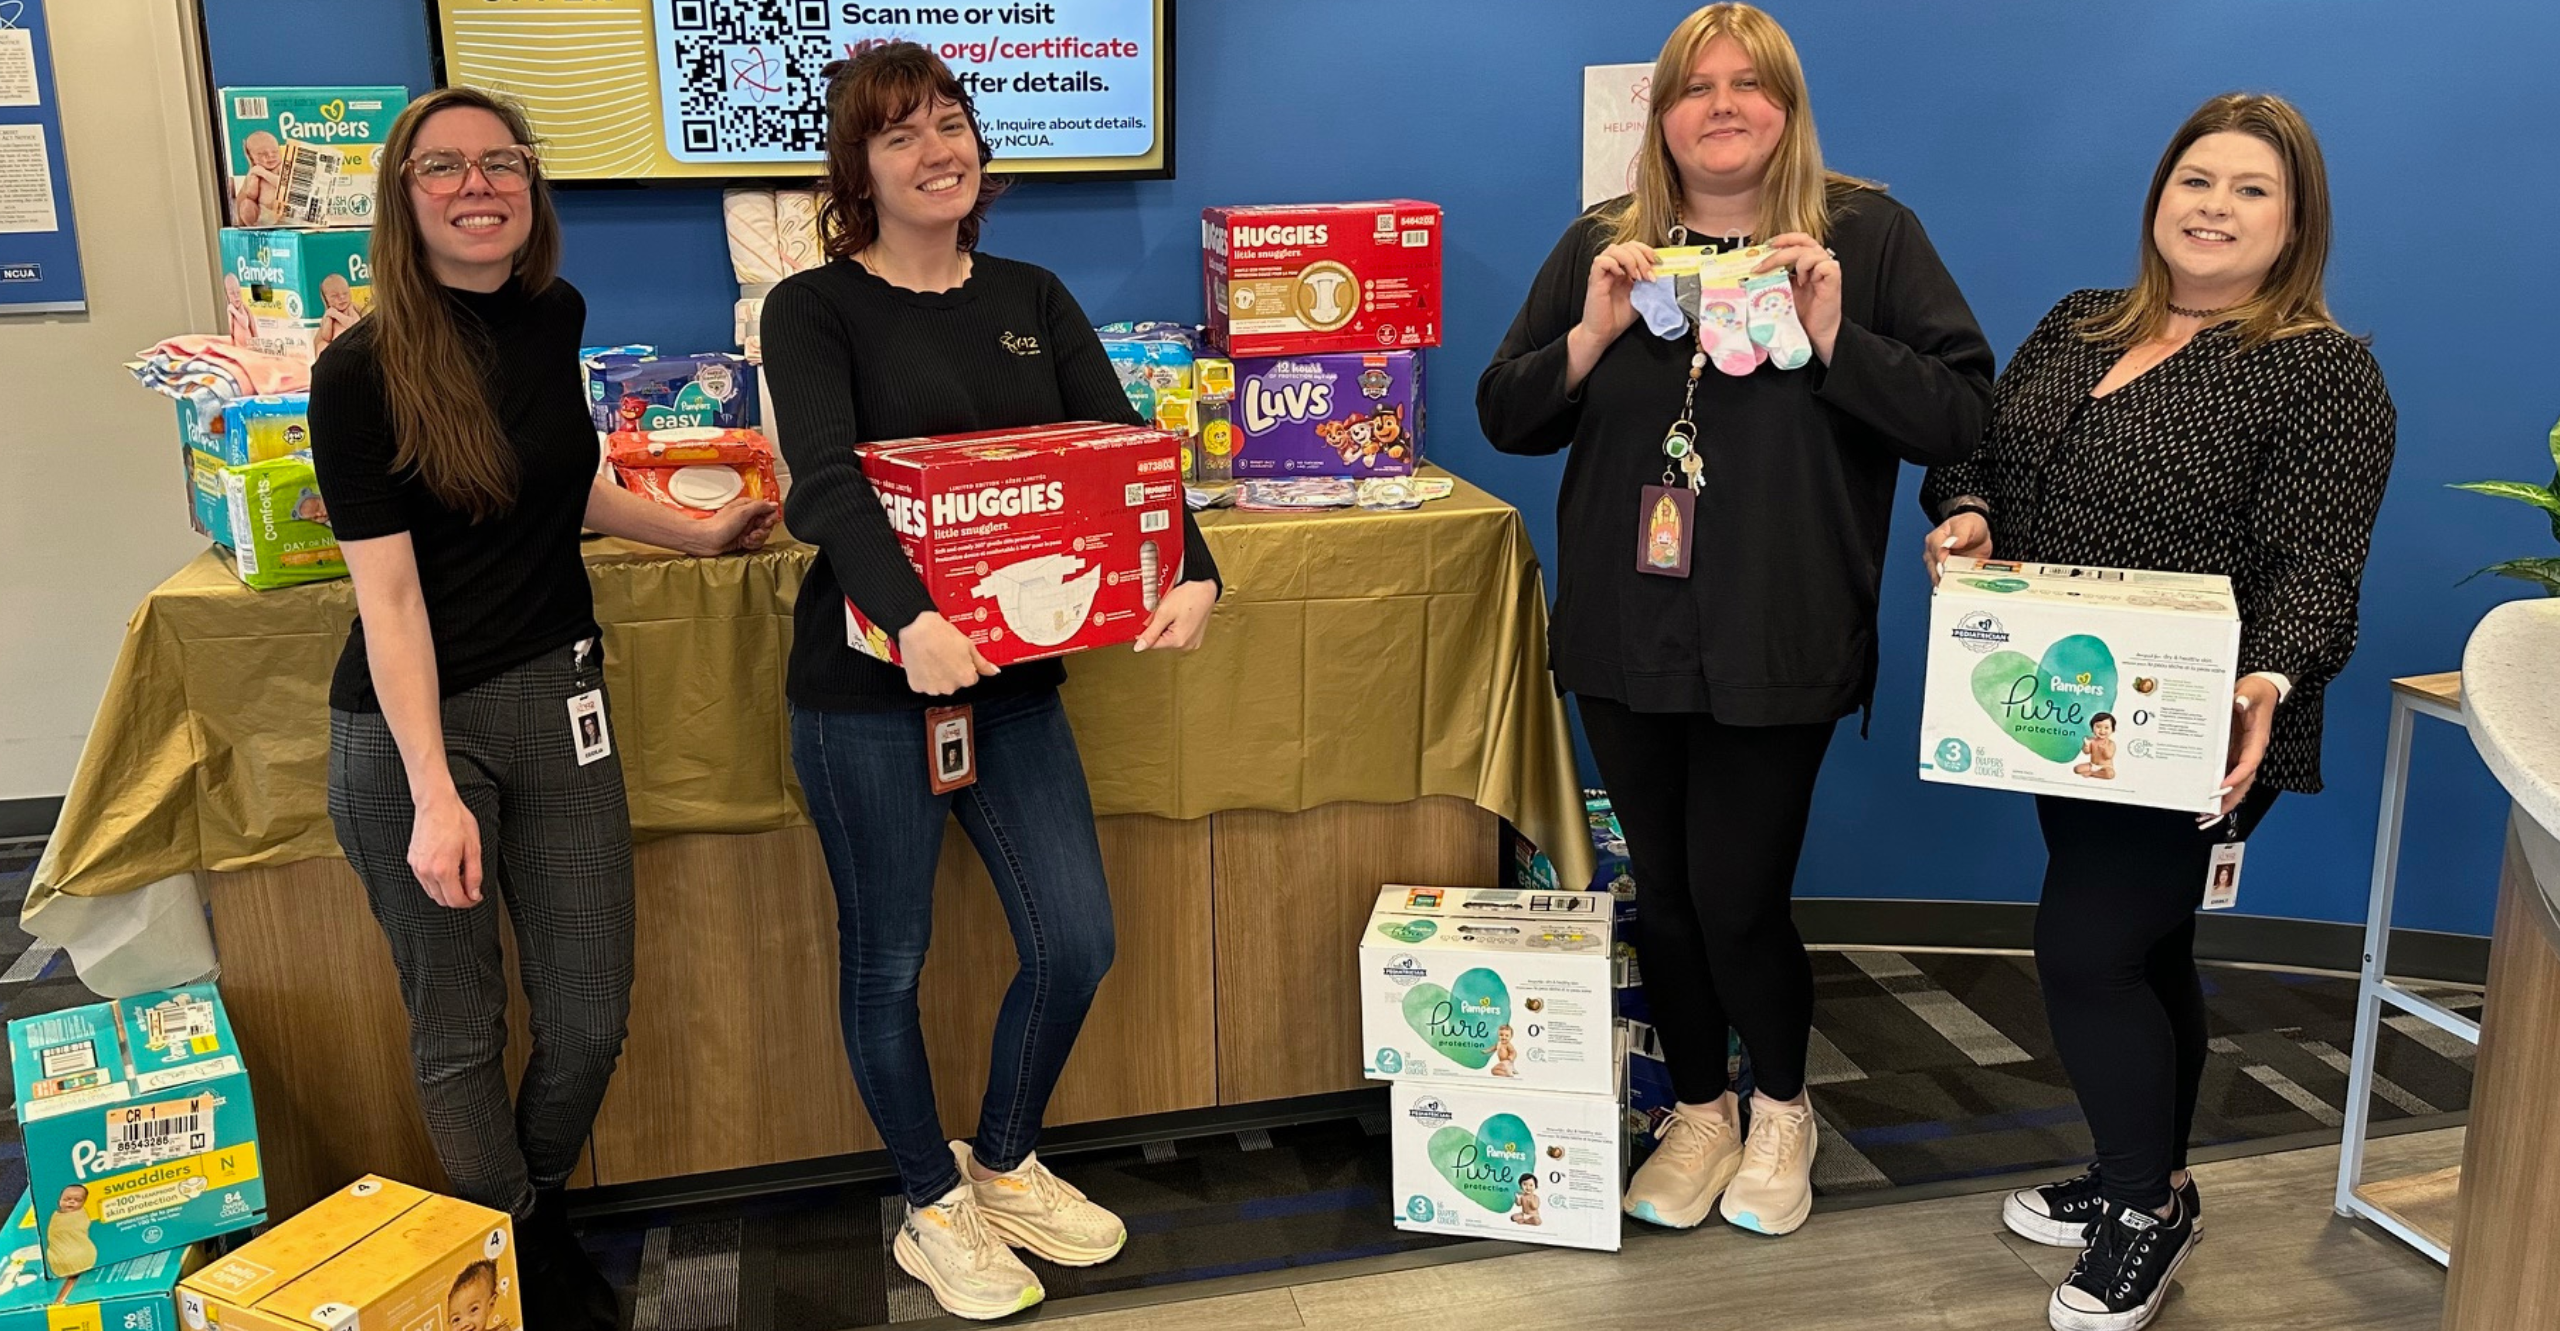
[204,0,2555,933]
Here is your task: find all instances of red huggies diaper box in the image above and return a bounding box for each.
[1202,201,1442,356]
[850,423,1187,668]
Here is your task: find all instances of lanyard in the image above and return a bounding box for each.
[1656,226,1748,494]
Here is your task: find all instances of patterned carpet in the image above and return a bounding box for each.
[0,838,2478,1330]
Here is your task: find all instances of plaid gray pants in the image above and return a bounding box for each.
[327,640,635,1218]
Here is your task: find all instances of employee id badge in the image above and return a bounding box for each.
[2202,841,2245,911]
[1637,484,1696,577]
[927,704,976,793]
[567,689,612,766]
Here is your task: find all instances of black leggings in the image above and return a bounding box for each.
[1578,695,1836,1104]
[2035,786,2280,1210]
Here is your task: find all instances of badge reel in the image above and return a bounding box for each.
[1637,341,1710,579]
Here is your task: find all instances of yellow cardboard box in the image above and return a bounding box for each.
[177,1176,519,1331]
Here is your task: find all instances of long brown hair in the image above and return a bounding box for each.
[367,87,561,520]
[1603,3,1874,247]
[817,43,1004,260]
[2079,92,2338,351]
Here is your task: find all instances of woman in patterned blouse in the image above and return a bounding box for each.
[1920,93,2395,1331]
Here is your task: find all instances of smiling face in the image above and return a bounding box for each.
[407,107,532,290]
[2091,716,2115,738]
[1659,35,1787,194]
[2151,131,2290,306]
[446,1272,495,1331]
[865,94,980,240]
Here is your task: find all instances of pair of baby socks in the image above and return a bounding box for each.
[1632,269,1812,373]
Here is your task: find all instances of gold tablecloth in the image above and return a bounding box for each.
[30,469,1591,916]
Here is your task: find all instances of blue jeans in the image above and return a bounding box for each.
[790,688,1116,1207]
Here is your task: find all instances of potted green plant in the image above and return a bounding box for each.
[2452,419,2560,595]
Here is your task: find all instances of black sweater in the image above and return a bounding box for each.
[1921,290,2397,793]
[308,278,602,713]
[1478,190,1995,722]
[761,253,1220,711]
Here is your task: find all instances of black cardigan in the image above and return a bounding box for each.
[1921,289,2397,793]
[1479,189,1994,722]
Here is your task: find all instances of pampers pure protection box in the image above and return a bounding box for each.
[0,1192,203,1331]
[1921,557,2241,813]
[218,87,407,228]
[1360,886,1614,1096]
[178,1175,520,1331]
[1230,351,1423,477]
[1392,1082,1622,1253]
[1202,201,1442,357]
[7,985,264,1278]
[219,229,371,363]
[850,423,1187,668]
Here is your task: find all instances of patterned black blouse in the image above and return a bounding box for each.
[1921,289,2396,794]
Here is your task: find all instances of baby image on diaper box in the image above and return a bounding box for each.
[220,229,371,363]
[1392,1082,1622,1253]
[0,1191,203,1331]
[219,86,408,229]
[1920,557,2240,813]
[1360,886,1613,1096]
[1230,351,1423,477]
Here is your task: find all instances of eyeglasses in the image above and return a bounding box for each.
[404,146,539,195]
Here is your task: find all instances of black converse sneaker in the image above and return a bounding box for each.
[2006,1167,2203,1248]
[2047,1194,2199,1331]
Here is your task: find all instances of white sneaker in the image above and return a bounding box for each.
[1719,1092,1818,1236]
[1622,1093,1744,1229]
[957,1141,1128,1267]
[892,1182,1044,1321]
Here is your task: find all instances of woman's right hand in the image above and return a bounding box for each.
[900,613,999,696]
[408,787,483,909]
[1922,511,1992,586]
[1576,242,1657,350]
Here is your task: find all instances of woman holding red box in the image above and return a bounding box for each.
[759,41,1219,1323]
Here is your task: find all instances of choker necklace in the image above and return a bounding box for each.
[2168,302,2234,319]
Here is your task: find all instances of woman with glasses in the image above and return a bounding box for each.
[309,86,774,1331]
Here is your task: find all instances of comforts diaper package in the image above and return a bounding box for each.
[1360,886,1614,1095]
[218,86,408,228]
[850,423,1187,668]
[608,427,780,518]
[1391,1081,1622,1253]
[0,1193,203,1331]
[219,229,372,362]
[1230,351,1423,477]
[1921,557,2241,813]
[1202,201,1442,356]
[586,351,759,434]
[7,985,264,1278]
[178,1175,519,1331]
[222,454,345,590]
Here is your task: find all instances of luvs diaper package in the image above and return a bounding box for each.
[1230,351,1423,477]
[586,351,759,434]
[1920,557,2241,813]
[178,1175,519,1331]
[218,86,408,228]
[1202,201,1442,356]
[219,229,372,363]
[222,453,346,590]
[1360,886,1614,1095]
[851,423,1187,668]
[607,427,780,518]
[6,985,264,1278]
[1391,1081,1622,1253]
[0,1192,203,1331]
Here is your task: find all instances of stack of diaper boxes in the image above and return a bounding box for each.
[1363,886,1622,1252]
[175,392,347,589]
[216,87,406,364]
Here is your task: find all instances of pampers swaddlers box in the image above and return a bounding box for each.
[1920,557,2241,813]
[178,1175,519,1331]
[218,86,407,228]
[1360,886,1614,1096]
[1392,1082,1621,1253]
[220,229,372,362]
[7,985,264,1278]
[1202,201,1442,356]
[1230,351,1423,477]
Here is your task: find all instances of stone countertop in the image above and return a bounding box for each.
[2464,596,2560,943]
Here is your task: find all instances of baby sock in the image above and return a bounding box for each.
[1628,275,1690,338]
[1697,285,1758,375]
[1743,270,1812,370]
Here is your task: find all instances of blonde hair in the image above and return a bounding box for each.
[2079,92,2339,352]
[1603,3,1873,247]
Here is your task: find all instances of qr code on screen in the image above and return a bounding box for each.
[667,0,836,156]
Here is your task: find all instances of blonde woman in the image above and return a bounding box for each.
[1478,2,1992,1238]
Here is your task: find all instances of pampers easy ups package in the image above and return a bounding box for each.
[1392,1082,1622,1253]
[1202,201,1442,357]
[586,351,758,433]
[222,453,345,590]
[178,1175,519,1331]
[1360,886,1614,1096]
[850,423,1187,669]
[0,1193,203,1331]
[1230,351,1423,477]
[1920,557,2240,813]
[218,87,407,228]
[7,985,263,1278]
[219,229,371,363]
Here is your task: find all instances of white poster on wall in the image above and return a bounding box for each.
[1582,62,1654,209]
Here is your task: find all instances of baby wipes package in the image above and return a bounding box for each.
[178,1175,519,1331]
[1202,201,1442,356]
[608,427,780,519]
[1392,1081,1622,1253]
[586,351,758,434]
[7,985,264,1278]
[219,229,371,363]
[850,423,1187,668]
[1230,351,1423,477]
[0,1193,203,1331]
[222,453,345,590]
[1920,557,2241,813]
[218,86,407,229]
[1360,886,1614,1096]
